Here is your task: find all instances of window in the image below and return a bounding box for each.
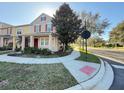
[45,39,48,45]
[47,22,52,32]
[17,29,22,35]
[41,15,46,22]
[41,39,44,45]
[41,38,49,46]
[36,24,39,32]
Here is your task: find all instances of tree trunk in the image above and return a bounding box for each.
[65,43,68,51]
[63,43,65,52]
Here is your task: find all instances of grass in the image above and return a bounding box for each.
[0,51,12,55]
[76,50,100,64]
[0,62,78,90]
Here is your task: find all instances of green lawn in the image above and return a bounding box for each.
[76,51,100,64]
[0,51,12,55]
[0,62,78,90]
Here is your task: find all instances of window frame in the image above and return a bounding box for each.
[41,38,49,46]
[16,28,22,35]
[41,15,46,22]
[35,24,40,32]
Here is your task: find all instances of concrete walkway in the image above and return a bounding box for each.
[0,50,100,89]
[0,51,80,64]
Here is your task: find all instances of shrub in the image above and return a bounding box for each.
[0,46,12,51]
[24,47,32,54]
[41,48,51,55]
[8,53,22,56]
[23,47,51,55]
[15,48,21,52]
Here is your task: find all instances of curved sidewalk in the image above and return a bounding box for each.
[0,51,80,64]
[0,51,100,89]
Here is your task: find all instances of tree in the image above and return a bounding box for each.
[109,21,124,47]
[52,3,82,51]
[80,12,109,36]
[78,11,109,47]
[88,37,106,47]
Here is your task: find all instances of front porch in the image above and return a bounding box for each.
[12,33,59,51]
[0,35,13,47]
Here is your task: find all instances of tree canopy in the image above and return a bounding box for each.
[109,21,124,46]
[80,12,110,36]
[52,3,82,51]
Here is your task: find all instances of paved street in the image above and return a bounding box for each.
[88,48,124,90]
[88,48,124,64]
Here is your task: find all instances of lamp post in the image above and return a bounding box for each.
[81,22,91,61]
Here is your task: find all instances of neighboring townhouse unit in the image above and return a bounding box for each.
[0,13,60,51]
[0,22,13,47]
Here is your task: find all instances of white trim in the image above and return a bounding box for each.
[92,61,114,90]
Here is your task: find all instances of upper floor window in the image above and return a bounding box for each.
[17,29,22,35]
[35,24,39,32]
[47,22,52,32]
[41,15,46,22]
[34,24,41,32]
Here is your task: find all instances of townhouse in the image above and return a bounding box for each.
[0,13,60,51]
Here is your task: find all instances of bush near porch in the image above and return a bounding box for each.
[24,47,52,55]
[8,47,73,58]
[0,46,12,51]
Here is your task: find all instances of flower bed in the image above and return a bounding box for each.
[8,47,73,58]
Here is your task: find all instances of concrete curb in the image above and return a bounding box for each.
[79,58,105,89]
[65,84,83,90]
[66,58,105,90]
[92,61,114,90]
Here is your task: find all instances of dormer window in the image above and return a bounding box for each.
[41,15,46,22]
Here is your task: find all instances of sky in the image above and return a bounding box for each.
[0,2,124,40]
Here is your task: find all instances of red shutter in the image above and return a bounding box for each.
[45,24,47,32]
[39,25,41,32]
[34,25,36,32]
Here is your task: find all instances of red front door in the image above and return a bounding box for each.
[34,38,38,48]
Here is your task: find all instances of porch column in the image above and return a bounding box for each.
[54,37,56,51]
[55,37,58,51]
[12,36,16,51]
[21,36,25,51]
[0,37,3,47]
[49,34,52,50]
[30,36,34,47]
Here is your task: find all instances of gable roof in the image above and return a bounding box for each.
[0,21,13,26]
[0,21,13,29]
[30,13,52,24]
